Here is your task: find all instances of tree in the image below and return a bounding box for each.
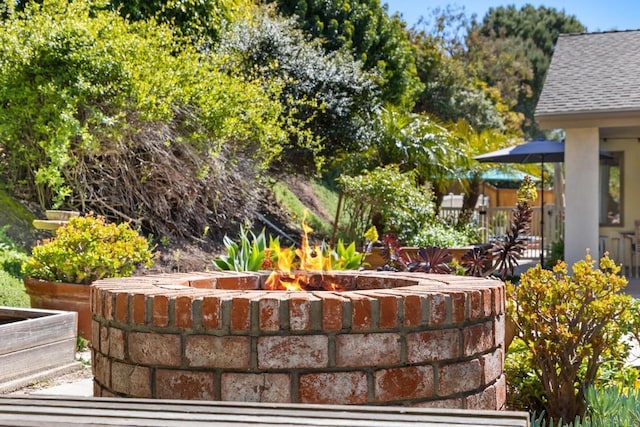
[468,5,585,137]
[268,0,422,108]
[446,120,518,213]
[219,7,380,172]
[409,28,506,131]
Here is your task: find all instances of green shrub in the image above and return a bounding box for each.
[508,253,635,422]
[0,270,29,307]
[0,247,28,278]
[339,165,435,244]
[408,220,474,248]
[0,225,29,278]
[23,214,154,284]
[505,337,547,414]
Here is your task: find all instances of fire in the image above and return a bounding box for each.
[264,216,341,291]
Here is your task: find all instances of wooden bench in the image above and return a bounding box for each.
[0,395,530,426]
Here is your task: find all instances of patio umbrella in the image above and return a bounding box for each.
[474,140,564,265]
[474,139,611,265]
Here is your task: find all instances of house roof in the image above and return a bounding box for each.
[536,29,640,117]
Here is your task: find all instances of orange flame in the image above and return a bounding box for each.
[264,214,338,291]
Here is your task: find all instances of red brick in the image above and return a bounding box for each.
[91,320,100,348]
[94,352,111,388]
[463,321,494,356]
[156,369,215,400]
[320,293,343,330]
[221,373,290,402]
[185,335,250,369]
[104,292,114,321]
[99,325,109,356]
[451,291,466,323]
[483,348,504,384]
[360,292,398,329]
[356,275,398,290]
[336,333,401,367]
[438,359,482,396]
[128,332,181,366]
[403,294,422,327]
[495,314,506,348]
[257,335,328,369]
[202,296,221,329]
[430,293,448,325]
[231,294,252,331]
[469,290,482,320]
[175,295,193,328]
[347,294,372,330]
[132,293,146,325]
[153,295,169,327]
[482,289,492,317]
[217,274,260,290]
[189,277,216,289]
[111,361,151,397]
[406,329,459,364]
[466,383,497,410]
[115,293,129,323]
[375,365,434,402]
[259,297,280,331]
[108,327,125,360]
[492,287,501,315]
[289,294,311,331]
[495,374,507,410]
[90,287,99,316]
[299,371,368,404]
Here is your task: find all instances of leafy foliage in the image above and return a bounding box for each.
[0,270,29,307]
[213,227,269,272]
[331,240,364,270]
[0,225,29,277]
[338,165,435,244]
[508,253,636,422]
[219,7,379,171]
[530,386,640,426]
[269,0,422,108]
[106,0,248,44]
[368,108,464,198]
[23,214,154,284]
[409,25,506,131]
[0,0,292,243]
[408,220,475,248]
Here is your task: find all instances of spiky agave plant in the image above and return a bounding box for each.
[408,246,453,274]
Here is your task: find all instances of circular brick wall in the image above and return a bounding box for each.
[90,271,506,409]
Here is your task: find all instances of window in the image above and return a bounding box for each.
[600,151,623,226]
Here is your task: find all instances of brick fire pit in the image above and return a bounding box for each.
[91,271,506,409]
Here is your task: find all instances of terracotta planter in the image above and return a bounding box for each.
[23,277,92,341]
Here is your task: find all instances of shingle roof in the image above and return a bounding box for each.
[536,29,640,116]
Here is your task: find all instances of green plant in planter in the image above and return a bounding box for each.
[22,214,154,284]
